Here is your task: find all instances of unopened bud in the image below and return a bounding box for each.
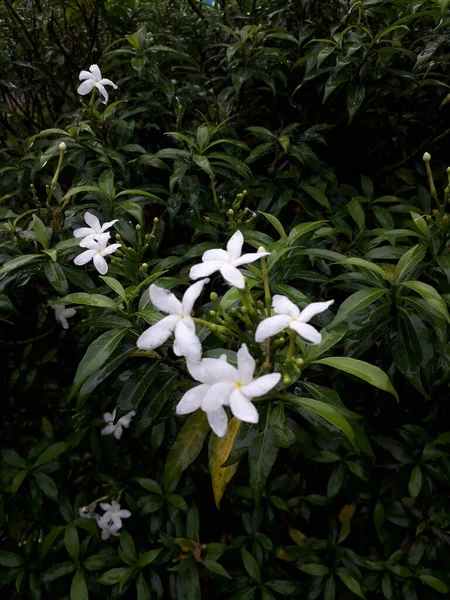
[59,141,67,152]
[443,215,449,222]
[136,224,141,230]
[242,189,248,196]
[426,215,432,221]
[204,216,211,222]
[153,217,159,224]
[141,263,148,270]
[210,292,218,302]
[237,193,243,200]
[209,310,216,317]
[295,358,304,365]
[433,209,439,215]
[257,246,266,253]
[227,209,234,216]
[262,361,271,371]
[423,152,431,162]
[283,375,291,386]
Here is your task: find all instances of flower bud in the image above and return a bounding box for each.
[59,141,67,152]
[153,217,159,223]
[262,361,271,371]
[257,246,266,253]
[136,224,141,230]
[283,375,291,386]
[433,209,439,215]
[227,209,234,216]
[209,310,216,317]
[237,193,243,200]
[443,215,449,222]
[426,215,432,221]
[210,292,218,302]
[242,190,248,196]
[423,152,431,162]
[295,358,304,365]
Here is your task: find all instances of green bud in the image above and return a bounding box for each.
[136,224,141,230]
[295,358,304,365]
[262,361,271,371]
[59,141,67,152]
[423,152,431,162]
[237,193,243,200]
[227,209,234,216]
[443,215,449,222]
[209,310,217,317]
[426,215,432,221]
[241,306,248,314]
[153,217,159,223]
[283,375,291,386]
[433,209,439,215]
[242,189,248,196]
[210,292,218,302]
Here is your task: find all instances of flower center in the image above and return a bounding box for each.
[235,380,243,389]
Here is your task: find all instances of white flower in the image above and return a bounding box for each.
[73,235,121,275]
[136,279,209,360]
[176,344,281,437]
[53,305,76,329]
[255,295,334,345]
[189,230,269,289]
[101,409,136,440]
[73,211,118,243]
[78,503,98,519]
[99,520,121,540]
[98,501,131,530]
[77,64,118,105]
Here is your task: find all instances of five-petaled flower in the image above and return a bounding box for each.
[73,211,118,243]
[101,409,136,440]
[98,501,131,540]
[77,64,118,105]
[73,235,121,275]
[176,344,281,437]
[189,230,269,289]
[255,295,334,345]
[53,305,76,330]
[136,279,209,361]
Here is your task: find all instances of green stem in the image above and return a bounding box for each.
[260,254,271,312]
[210,177,219,210]
[285,330,296,362]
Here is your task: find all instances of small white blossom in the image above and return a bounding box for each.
[98,501,131,534]
[176,344,281,437]
[189,230,269,289]
[136,279,209,360]
[98,520,121,540]
[78,503,97,519]
[53,305,76,330]
[77,64,118,105]
[73,235,121,275]
[101,409,136,440]
[73,211,118,243]
[255,295,334,345]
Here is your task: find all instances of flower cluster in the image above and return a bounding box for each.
[79,501,131,541]
[73,212,121,275]
[136,230,334,437]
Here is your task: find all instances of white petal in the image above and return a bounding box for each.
[201,381,235,412]
[173,319,202,360]
[255,315,291,342]
[137,314,178,350]
[99,78,118,89]
[63,308,77,319]
[80,233,110,248]
[241,373,281,399]
[202,248,228,262]
[84,212,101,231]
[290,321,322,344]
[232,251,270,268]
[93,253,108,275]
[77,79,95,95]
[207,407,229,437]
[186,359,207,383]
[117,509,131,519]
[298,300,334,323]
[59,317,69,330]
[100,503,112,511]
[95,82,109,104]
[202,357,238,383]
[149,284,182,314]
[220,264,245,289]
[272,295,300,318]
[190,260,224,280]
[176,384,210,414]
[73,227,94,239]
[113,425,123,439]
[101,529,110,540]
[226,230,244,260]
[103,412,114,423]
[101,424,115,436]
[229,390,259,423]
[79,70,93,81]
[100,243,121,257]
[237,344,255,384]
[89,64,102,80]
[100,219,119,232]
[74,249,96,266]
[181,278,210,314]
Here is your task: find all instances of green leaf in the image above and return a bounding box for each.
[64,523,79,562]
[83,555,106,570]
[164,411,210,491]
[393,244,426,283]
[69,328,129,399]
[347,83,365,124]
[137,548,161,568]
[33,472,58,501]
[3,449,27,469]
[135,478,163,495]
[34,442,67,466]
[196,125,210,150]
[418,574,449,593]
[137,572,151,600]
[248,424,279,502]
[332,288,388,326]
[242,548,261,583]
[260,212,286,239]
[299,563,329,576]
[100,276,126,301]
[347,198,365,230]
[287,221,325,245]
[0,550,23,567]
[337,571,366,599]
[33,214,49,249]
[120,531,137,562]
[313,357,399,402]
[408,465,422,498]
[302,185,330,209]
[12,470,28,494]
[99,170,115,197]
[0,254,42,274]
[44,261,69,294]
[71,571,88,600]
[97,567,133,585]
[342,257,390,280]
[54,293,118,310]
[325,575,336,600]
[43,562,76,582]
[203,559,232,579]
[193,154,214,177]
[63,185,109,200]
[400,281,450,322]
[118,363,159,412]
[287,396,356,445]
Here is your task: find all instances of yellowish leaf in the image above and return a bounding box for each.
[339,503,356,523]
[289,526,308,545]
[208,417,241,509]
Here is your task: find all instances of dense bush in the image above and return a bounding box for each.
[2,0,450,598]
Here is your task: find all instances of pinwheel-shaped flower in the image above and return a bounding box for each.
[255,295,334,345]
[73,235,121,275]
[101,409,136,440]
[77,64,118,105]
[98,501,131,529]
[176,344,281,437]
[73,211,118,243]
[137,279,209,360]
[189,230,269,289]
[53,305,76,330]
